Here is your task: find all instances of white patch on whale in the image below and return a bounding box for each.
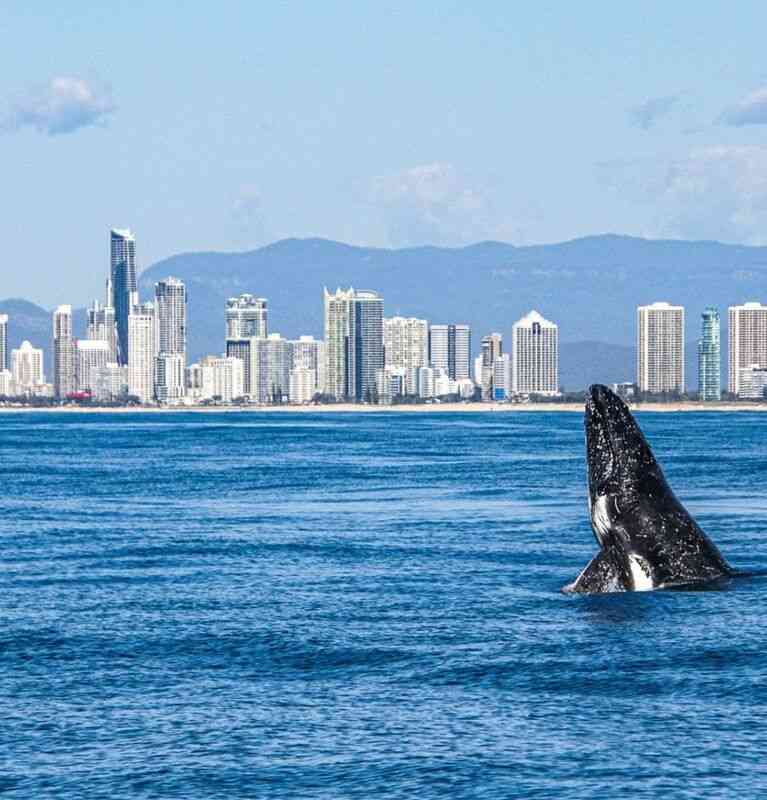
[628,554,654,591]
[591,495,612,543]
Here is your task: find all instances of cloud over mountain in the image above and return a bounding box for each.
[1,76,115,136]
[369,163,517,247]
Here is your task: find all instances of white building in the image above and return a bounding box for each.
[637,302,685,394]
[493,354,511,400]
[76,340,111,393]
[225,294,267,339]
[417,366,436,399]
[252,333,292,403]
[738,364,767,400]
[434,369,458,398]
[429,324,471,381]
[87,283,118,363]
[53,304,76,398]
[154,277,187,402]
[728,302,767,396]
[0,369,13,396]
[481,333,503,400]
[128,302,156,403]
[290,335,325,399]
[289,367,317,404]
[92,364,128,402]
[188,355,245,403]
[0,314,8,372]
[11,340,44,392]
[384,317,429,376]
[512,310,559,396]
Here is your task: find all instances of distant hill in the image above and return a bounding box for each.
[2,234,759,389]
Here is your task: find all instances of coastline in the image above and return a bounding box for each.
[3,401,767,414]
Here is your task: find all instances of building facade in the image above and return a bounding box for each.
[384,317,429,374]
[737,365,767,399]
[0,314,8,372]
[728,302,767,396]
[636,302,685,395]
[53,304,76,398]
[290,335,325,400]
[429,324,471,381]
[512,310,559,395]
[154,277,187,402]
[11,341,44,391]
[128,302,156,403]
[225,294,267,339]
[76,340,111,393]
[251,333,292,403]
[324,287,384,401]
[481,333,503,400]
[698,307,721,402]
[110,228,137,365]
[87,292,118,363]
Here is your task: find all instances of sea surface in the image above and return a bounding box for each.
[2,410,767,799]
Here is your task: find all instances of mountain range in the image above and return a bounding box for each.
[2,233,759,390]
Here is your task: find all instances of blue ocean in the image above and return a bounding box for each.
[2,410,766,799]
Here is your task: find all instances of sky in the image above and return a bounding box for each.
[3,1,767,306]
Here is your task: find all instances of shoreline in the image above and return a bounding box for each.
[3,401,767,414]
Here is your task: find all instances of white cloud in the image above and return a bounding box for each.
[370,162,520,247]
[1,76,115,136]
[721,87,767,127]
[598,146,767,244]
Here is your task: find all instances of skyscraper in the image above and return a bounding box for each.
[290,335,326,398]
[636,302,685,395]
[251,333,292,403]
[225,294,267,339]
[12,341,44,391]
[512,310,559,395]
[76,340,111,393]
[87,288,118,363]
[52,305,76,398]
[110,228,137,365]
[324,287,384,401]
[481,333,503,400]
[154,277,187,402]
[384,317,429,371]
[698,307,721,402]
[128,302,156,403]
[429,324,471,381]
[728,302,767,396]
[0,314,8,372]
[225,338,253,397]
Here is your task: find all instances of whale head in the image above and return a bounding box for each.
[576,383,731,592]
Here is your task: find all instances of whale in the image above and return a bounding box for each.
[564,384,734,594]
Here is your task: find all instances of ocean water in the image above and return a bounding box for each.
[2,410,767,799]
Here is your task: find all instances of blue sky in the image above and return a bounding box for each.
[3,1,767,305]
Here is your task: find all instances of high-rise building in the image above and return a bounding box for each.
[92,364,127,402]
[154,278,187,402]
[636,302,685,395]
[225,294,267,339]
[0,369,13,397]
[52,305,76,398]
[512,310,559,395]
[493,354,511,401]
[290,335,326,399]
[76,340,111,393]
[186,356,244,403]
[728,302,767,396]
[0,314,8,372]
[251,333,292,403]
[737,365,767,399]
[698,307,721,402]
[481,333,503,400]
[128,302,156,403]
[11,341,44,391]
[87,286,118,363]
[225,339,253,397]
[110,228,137,365]
[384,317,429,371]
[429,324,471,381]
[324,288,384,401]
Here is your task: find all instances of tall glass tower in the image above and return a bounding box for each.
[111,228,137,365]
[698,307,721,401]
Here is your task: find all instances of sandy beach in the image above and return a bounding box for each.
[3,401,767,414]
